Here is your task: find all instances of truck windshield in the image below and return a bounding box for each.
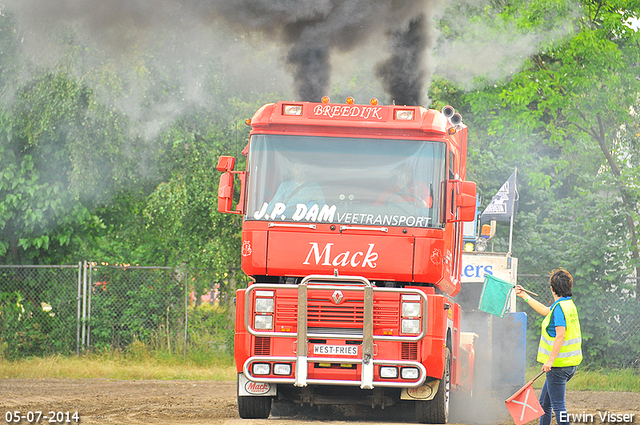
[246,134,446,228]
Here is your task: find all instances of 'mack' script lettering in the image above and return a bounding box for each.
[303,242,379,268]
[313,104,383,120]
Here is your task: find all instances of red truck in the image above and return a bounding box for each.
[217,98,478,423]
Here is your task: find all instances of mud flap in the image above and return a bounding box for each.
[237,373,277,396]
[400,378,440,401]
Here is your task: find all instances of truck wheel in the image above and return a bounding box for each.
[416,347,451,424]
[237,395,272,419]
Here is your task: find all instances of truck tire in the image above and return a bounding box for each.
[237,395,272,419]
[415,347,450,424]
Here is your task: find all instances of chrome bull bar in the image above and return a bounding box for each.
[244,274,429,390]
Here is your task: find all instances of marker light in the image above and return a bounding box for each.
[395,109,414,120]
[321,96,330,104]
[283,104,302,116]
[245,118,252,126]
[370,98,379,105]
[346,96,355,104]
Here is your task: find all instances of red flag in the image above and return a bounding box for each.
[505,372,545,425]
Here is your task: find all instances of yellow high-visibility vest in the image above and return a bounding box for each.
[537,299,582,367]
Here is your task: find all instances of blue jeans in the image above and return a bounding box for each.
[539,366,577,425]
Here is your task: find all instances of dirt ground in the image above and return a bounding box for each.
[1,379,639,425]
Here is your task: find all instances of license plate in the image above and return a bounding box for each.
[313,345,358,356]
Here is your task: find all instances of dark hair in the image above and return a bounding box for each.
[549,268,573,297]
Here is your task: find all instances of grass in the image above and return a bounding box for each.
[0,350,237,381]
[527,367,640,392]
[2,353,638,392]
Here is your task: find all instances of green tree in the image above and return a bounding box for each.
[0,69,142,264]
[437,0,640,365]
[464,0,640,278]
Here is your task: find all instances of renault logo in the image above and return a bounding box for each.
[331,290,344,304]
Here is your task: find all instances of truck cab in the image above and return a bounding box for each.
[218,99,477,423]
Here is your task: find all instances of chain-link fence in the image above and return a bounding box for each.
[0,263,235,359]
[2,265,638,368]
[519,274,640,369]
[86,264,185,353]
[0,265,80,358]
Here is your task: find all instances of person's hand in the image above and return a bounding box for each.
[514,285,526,298]
[542,360,553,373]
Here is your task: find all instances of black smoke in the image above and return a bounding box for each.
[4,0,444,105]
[376,14,427,106]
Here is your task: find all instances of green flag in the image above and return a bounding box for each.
[478,274,514,318]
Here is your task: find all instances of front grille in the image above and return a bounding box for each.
[308,327,364,336]
[308,299,363,324]
[275,289,400,329]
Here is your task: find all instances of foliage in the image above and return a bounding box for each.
[0,67,142,264]
[88,266,184,351]
[186,304,235,357]
[0,267,79,359]
[0,1,639,368]
[433,0,640,367]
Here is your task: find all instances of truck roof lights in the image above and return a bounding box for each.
[370,98,378,105]
[394,109,415,120]
[321,96,330,104]
[283,104,303,116]
[346,96,355,105]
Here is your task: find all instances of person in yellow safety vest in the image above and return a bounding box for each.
[516,268,582,425]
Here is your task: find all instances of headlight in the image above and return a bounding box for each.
[274,363,291,375]
[402,318,420,334]
[252,363,271,375]
[402,302,421,317]
[254,315,273,330]
[255,298,274,313]
[380,366,399,379]
[401,367,420,380]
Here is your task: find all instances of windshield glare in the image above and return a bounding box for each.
[246,135,446,228]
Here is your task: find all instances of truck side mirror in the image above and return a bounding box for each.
[218,172,234,213]
[216,156,236,172]
[217,155,245,215]
[447,180,477,223]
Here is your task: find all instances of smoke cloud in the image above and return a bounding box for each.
[3,0,449,106]
[432,0,579,90]
[376,14,428,106]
